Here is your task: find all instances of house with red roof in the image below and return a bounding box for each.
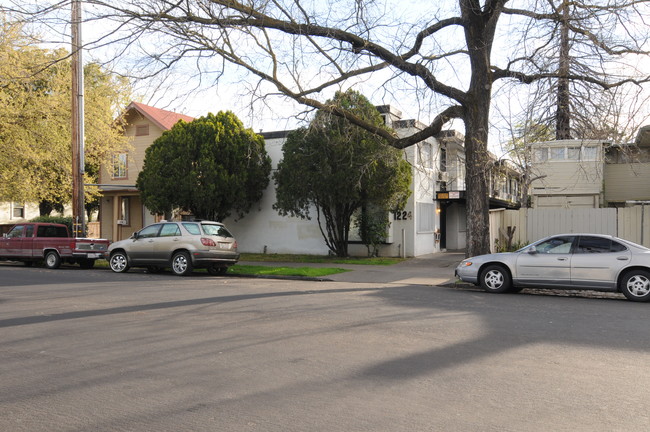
[97,102,194,241]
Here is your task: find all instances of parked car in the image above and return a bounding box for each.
[455,233,650,302]
[0,222,109,269]
[107,221,239,276]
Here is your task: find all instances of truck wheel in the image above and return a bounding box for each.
[79,259,95,269]
[44,251,61,269]
[109,251,130,273]
[171,251,193,276]
[207,265,227,276]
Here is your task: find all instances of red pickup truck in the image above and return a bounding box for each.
[0,222,110,269]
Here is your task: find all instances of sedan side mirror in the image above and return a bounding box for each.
[131,232,139,240]
[527,246,538,254]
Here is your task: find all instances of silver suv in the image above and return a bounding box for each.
[107,221,239,276]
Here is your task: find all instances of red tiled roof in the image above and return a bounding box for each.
[127,101,194,130]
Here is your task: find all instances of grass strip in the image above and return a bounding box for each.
[239,253,403,266]
[228,265,350,278]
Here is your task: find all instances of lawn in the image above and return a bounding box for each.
[238,253,404,266]
[95,252,401,277]
[228,265,350,278]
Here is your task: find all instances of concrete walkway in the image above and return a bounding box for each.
[239,251,466,286]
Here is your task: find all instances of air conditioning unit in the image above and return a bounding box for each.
[437,171,449,182]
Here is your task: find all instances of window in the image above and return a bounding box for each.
[419,143,432,168]
[25,225,34,238]
[135,124,150,136]
[112,153,128,179]
[416,202,435,233]
[576,236,628,253]
[11,203,24,219]
[534,236,575,254]
[160,223,181,237]
[201,223,233,237]
[439,147,447,172]
[567,147,581,160]
[550,147,565,160]
[119,197,130,226]
[534,148,548,162]
[582,146,598,161]
[6,225,25,238]
[182,223,201,235]
[138,224,161,238]
[37,225,68,237]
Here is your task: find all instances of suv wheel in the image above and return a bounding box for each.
[171,251,193,276]
[109,251,130,273]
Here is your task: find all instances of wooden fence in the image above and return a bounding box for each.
[489,206,650,252]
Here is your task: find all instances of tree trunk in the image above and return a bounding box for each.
[39,200,54,216]
[464,104,492,258]
[556,0,571,140]
[462,0,501,257]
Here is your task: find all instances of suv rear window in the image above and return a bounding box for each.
[201,224,232,238]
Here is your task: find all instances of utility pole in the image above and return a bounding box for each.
[71,0,85,237]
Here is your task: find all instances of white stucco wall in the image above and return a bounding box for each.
[224,125,445,257]
[223,135,331,255]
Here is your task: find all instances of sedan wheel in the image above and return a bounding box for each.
[109,251,130,273]
[479,265,512,294]
[171,251,193,276]
[621,270,650,302]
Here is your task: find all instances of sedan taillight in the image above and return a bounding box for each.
[201,237,217,247]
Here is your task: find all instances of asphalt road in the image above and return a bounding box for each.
[1,263,649,431]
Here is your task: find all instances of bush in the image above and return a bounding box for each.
[30,216,74,233]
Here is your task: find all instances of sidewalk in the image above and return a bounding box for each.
[239,251,466,286]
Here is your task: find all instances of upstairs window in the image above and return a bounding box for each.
[135,124,150,136]
[439,147,447,172]
[112,153,128,179]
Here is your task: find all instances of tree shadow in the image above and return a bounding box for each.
[355,284,647,381]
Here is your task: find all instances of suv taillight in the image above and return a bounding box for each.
[201,237,216,247]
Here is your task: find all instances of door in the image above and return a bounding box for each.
[127,224,162,264]
[2,225,25,257]
[570,236,630,290]
[22,224,35,258]
[153,223,182,262]
[515,235,576,287]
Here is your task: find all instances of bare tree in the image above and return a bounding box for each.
[505,0,650,141]
[4,0,650,256]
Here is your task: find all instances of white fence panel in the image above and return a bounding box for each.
[526,208,617,241]
[618,206,650,246]
[489,206,650,253]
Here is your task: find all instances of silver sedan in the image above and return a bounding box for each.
[455,233,650,302]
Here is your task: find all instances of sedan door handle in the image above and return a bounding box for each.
[557,257,568,261]
[617,256,629,261]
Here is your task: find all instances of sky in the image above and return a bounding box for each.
[8,0,650,155]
